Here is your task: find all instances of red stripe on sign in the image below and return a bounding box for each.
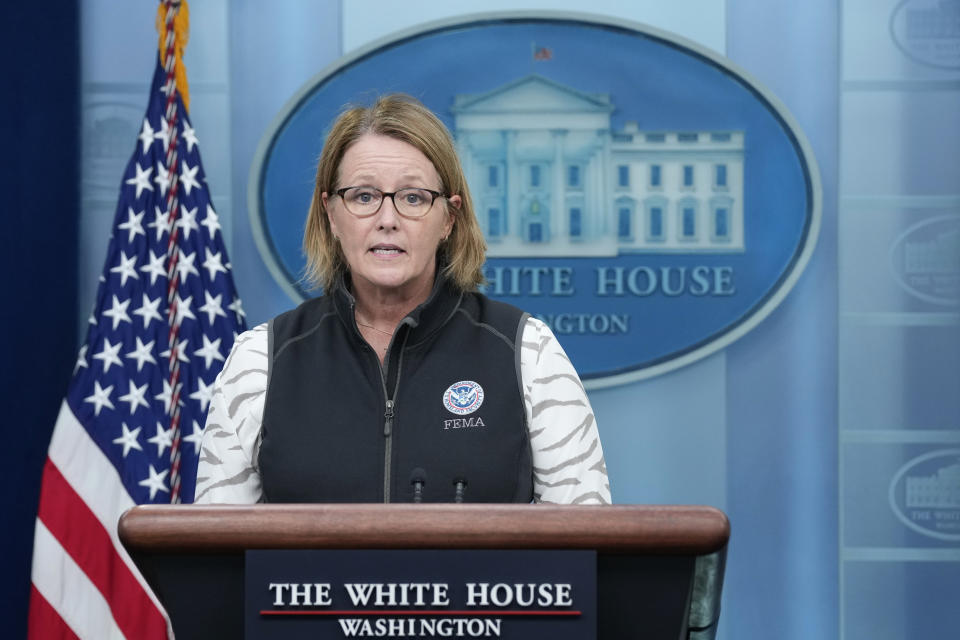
[27,584,81,640]
[37,459,167,640]
[260,609,582,616]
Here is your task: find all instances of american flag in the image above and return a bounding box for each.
[28,2,245,637]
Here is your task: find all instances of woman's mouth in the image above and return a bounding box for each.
[370,244,404,256]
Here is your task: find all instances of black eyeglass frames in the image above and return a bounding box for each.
[334,186,446,218]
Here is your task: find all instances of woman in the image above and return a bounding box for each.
[195,95,609,504]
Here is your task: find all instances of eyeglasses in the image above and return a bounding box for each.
[334,186,445,219]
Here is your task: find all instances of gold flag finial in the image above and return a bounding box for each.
[156,0,191,112]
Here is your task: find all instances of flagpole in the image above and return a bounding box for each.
[159,0,186,503]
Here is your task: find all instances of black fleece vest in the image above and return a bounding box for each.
[258,279,533,503]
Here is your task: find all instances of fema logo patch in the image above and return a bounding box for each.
[443,381,485,415]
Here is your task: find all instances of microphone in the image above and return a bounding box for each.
[453,477,467,504]
[410,468,427,503]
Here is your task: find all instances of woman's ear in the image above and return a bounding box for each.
[444,195,460,237]
[322,192,338,237]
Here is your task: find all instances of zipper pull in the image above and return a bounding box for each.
[383,399,395,436]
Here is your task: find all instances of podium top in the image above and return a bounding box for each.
[119,504,729,555]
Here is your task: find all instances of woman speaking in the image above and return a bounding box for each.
[195,95,609,505]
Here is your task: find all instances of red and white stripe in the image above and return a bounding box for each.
[159,0,186,503]
[28,402,171,639]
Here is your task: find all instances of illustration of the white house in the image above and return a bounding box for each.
[906,459,960,509]
[905,228,960,274]
[906,0,960,40]
[451,75,745,257]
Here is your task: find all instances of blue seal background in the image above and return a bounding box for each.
[253,18,816,381]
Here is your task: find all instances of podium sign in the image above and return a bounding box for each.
[245,550,596,639]
[118,504,729,639]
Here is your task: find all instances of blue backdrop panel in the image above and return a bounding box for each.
[0,2,80,636]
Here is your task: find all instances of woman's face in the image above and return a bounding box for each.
[323,134,458,301]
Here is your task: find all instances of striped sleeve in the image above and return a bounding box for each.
[520,317,611,504]
[193,324,267,503]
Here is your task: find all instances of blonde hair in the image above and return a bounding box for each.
[303,94,486,292]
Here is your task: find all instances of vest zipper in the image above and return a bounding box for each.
[350,297,409,504]
[349,299,396,503]
[373,347,393,504]
[382,398,395,502]
[379,329,409,504]
[383,399,394,436]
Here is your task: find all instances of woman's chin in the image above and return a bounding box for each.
[354,270,423,297]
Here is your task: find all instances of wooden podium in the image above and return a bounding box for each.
[119,504,729,639]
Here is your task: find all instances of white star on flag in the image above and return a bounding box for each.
[161,337,191,365]
[112,422,143,458]
[176,248,199,282]
[139,250,167,286]
[182,421,205,455]
[137,118,155,153]
[125,162,154,198]
[201,204,221,238]
[118,380,150,415]
[154,378,183,415]
[133,293,164,328]
[182,120,198,152]
[202,248,228,280]
[93,337,123,373]
[188,378,215,413]
[147,422,174,457]
[198,291,227,325]
[138,464,170,500]
[228,297,246,321]
[83,381,115,416]
[118,207,146,243]
[148,206,172,242]
[180,160,200,196]
[194,335,224,369]
[173,293,196,324]
[176,204,199,240]
[110,250,140,286]
[125,336,158,371]
[73,344,88,373]
[154,116,171,152]
[154,162,171,196]
[102,295,132,330]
